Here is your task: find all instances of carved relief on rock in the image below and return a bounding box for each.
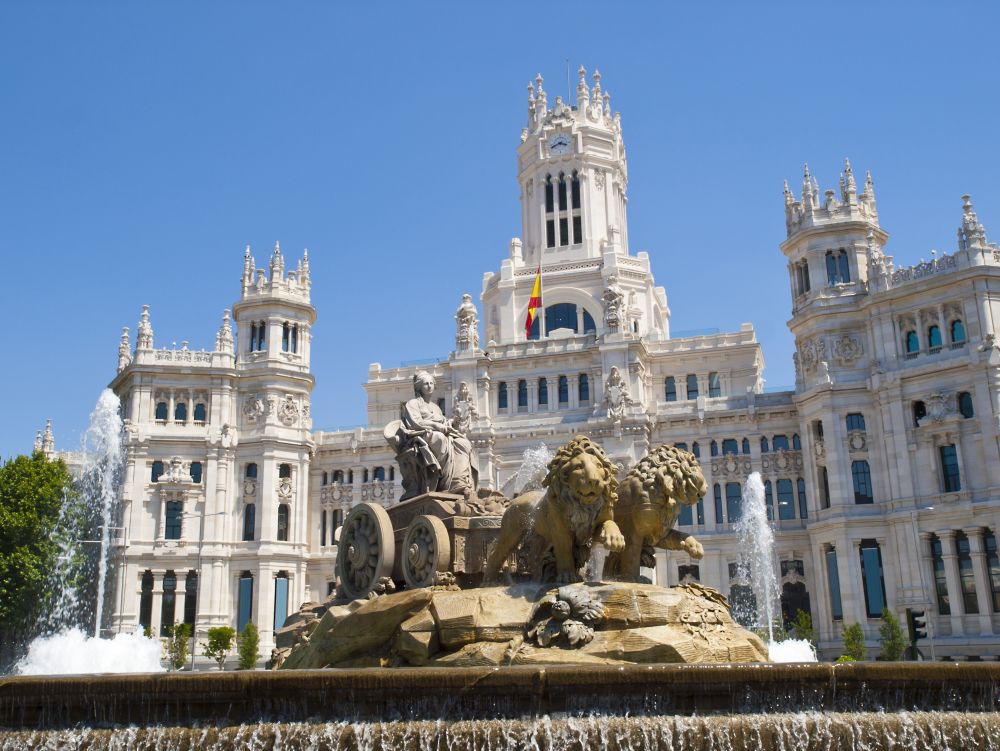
[796,336,827,374]
[243,479,257,497]
[243,395,265,424]
[833,334,863,366]
[847,432,867,452]
[601,276,626,334]
[277,476,294,500]
[921,391,956,426]
[278,395,300,426]
[601,366,634,424]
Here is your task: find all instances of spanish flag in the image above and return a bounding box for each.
[524,263,542,338]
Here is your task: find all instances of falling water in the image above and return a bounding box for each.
[502,443,552,498]
[15,389,162,675]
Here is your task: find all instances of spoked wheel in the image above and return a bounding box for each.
[336,502,395,599]
[402,514,451,589]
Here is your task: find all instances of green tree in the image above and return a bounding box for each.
[842,623,867,661]
[878,608,907,661]
[166,622,192,670]
[0,452,75,668]
[238,621,261,670]
[202,626,236,670]
[789,609,818,645]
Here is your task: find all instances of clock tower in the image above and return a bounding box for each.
[517,67,629,265]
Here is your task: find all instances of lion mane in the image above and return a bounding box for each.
[618,444,706,514]
[544,435,619,520]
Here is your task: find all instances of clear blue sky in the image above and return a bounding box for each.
[2,2,998,459]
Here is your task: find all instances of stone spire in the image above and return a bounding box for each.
[576,65,590,108]
[33,430,43,454]
[41,419,55,457]
[296,249,311,288]
[269,241,285,282]
[958,194,991,251]
[117,326,131,373]
[843,158,857,203]
[242,245,255,294]
[215,309,234,353]
[535,74,547,119]
[136,305,153,351]
[801,164,815,213]
[783,179,794,206]
[454,293,479,353]
[860,170,878,221]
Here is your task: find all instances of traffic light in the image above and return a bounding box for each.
[906,608,928,643]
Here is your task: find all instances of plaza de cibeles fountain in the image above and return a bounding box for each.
[1,376,998,749]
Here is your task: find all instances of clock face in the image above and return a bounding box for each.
[548,134,571,155]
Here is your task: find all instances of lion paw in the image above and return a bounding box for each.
[682,536,704,560]
[556,571,583,584]
[598,521,626,553]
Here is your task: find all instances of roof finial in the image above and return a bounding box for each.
[783,179,794,205]
[801,164,814,211]
[33,430,42,454]
[576,64,589,106]
[117,326,131,373]
[215,309,234,354]
[843,157,857,202]
[42,419,55,457]
[136,304,153,350]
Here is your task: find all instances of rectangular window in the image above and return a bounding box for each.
[825,549,843,621]
[571,176,581,209]
[764,481,774,521]
[559,218,569,247]
[545,181,554,213]
[538,378,548,406]
[772,435,789,452]
[321,509,327,548]
[796,478,808,519]
[859,541,887,618]
[956,533,979,614]
[725,482,742,523]
[776,479,795,520]
[572,216,582,245]
[237,574,254,633]
[557,178,567,211]
[517,380,528,408]
[985,532,1000,613]
[274,574,289,631]
[138,571,154,632]
[820,467,831,509]
[665,377,677,402]
[184,571,197,626]
[546,219,555,248]
[708,372,721,398]
[189,462,203,484]
[940,445,961,492]
[713,484,723,526]
[160,571,176,637]
[852,460,874,504]
[931,536,950,615]
[243,504,256,542]
[846,413,866,431]
[165,501,183,540]
[558,376,568,404]
[696,499,705,526]
[721,439,738,456]
[678,504,693,526]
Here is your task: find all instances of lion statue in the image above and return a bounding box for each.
[602,444,707,582]
[484,436,625,584]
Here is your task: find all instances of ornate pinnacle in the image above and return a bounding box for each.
[215,309,234,353]
[844,157,857,196]
[117,326,131,372]
[136,304,153,350]
[783,179,794,205]
[34,431,43,454]
[42,419,54,456]
[576,65,589,105]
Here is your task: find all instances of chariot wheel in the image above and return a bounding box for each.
[336,502,395,600]
[402,515,451,589]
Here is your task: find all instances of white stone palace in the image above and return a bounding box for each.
[101,68,1000,661]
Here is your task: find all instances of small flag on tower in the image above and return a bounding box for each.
[524,263,542,338]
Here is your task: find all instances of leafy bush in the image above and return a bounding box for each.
[878,608,906,662]
[166,622,192,670]
[238,622,261,670]
[835,655,856,662]
[202,626,236,670]
[789,610,817,645]
[842,623,867,661]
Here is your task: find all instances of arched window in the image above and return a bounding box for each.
[538,378,548,407]
[237,572,253,633]
[558,376,569,404]
[675,442,688,451]
[760,437,770,454]
[281,322,290,352]
[373,466,385,481]
[846,413,865,431]
[245,463,257,479]
[725,482,742,522]
[332,470,344,483]
[545,303,578,333]
[189,462,202,484]
[155,402,168,421]
[741,438,750,455]
[138,570,154,632]
[544,174,554,212]
[248,322,257,352]
[184,571,197,626]
[578,374,589,402]
[274,572,290,631]
[160,570,176,636]
[277,504,290,541]
[708,372,721,398]
[905,330,919,355]
[347,470,354,484]
[257,321,266,350]
[913,400,926,427]
[691,442,700,458]
[517,379,528,408]
[983,531,1000,613]
[796,478,808,519]
[772,435,789,452]
[151,460,164,482]
[498,382,508,410]
[721,439,738,455]
[321,471,328,486]
[792,433,801,450]
[557,172,567,211]
[582,310,596,334]
[279,463,291,479]
[958,391,974,418]
[243,504,255,541]
[165,501,183,539]
[571,172,581,209]
[686,374,699,400]
[389,467,395,481]
[950,319,966,345]
[665,377,677,402]
[851,460,873,504]
[174,402,187,422]
[710,440,718,457]
[193,403,207,423]
[713,484,723,524]
[838,250,850,283]
[928,325,942,350]
[363,468,369,483]
[764,480,774,521]
[571,172,582,244]
[544,176,555,248]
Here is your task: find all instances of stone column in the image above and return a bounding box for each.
[965,527,995,634]
[547,378,557,410]
[150,571,164,639]
[844,539,869,629]
[527,380,537,414]
[168,391,176,424]
[187,389,194,425]
[569,375,579,409]
[939,530,965,634]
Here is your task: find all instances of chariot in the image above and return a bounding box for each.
[334,492,505,600]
